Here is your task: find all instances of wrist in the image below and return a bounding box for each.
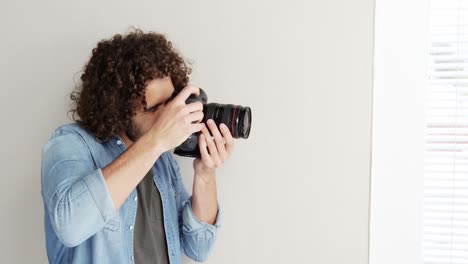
[195,170,216,184]
[141,131,166,156]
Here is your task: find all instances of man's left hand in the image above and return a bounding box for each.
[193,119,234,179]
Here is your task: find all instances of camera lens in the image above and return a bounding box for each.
[239,106,251,138]
[203,103,252,139]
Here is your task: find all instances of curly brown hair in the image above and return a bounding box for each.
[68,28,192,141]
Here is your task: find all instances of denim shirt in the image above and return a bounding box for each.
[40,123,222,264]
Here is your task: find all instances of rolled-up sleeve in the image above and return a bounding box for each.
[180,198,222,262]
[166,153,222,262]
[41,131,117,247]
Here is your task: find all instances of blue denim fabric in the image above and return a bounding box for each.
[40,123,222,263]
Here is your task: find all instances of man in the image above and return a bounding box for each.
[41,29,233,263]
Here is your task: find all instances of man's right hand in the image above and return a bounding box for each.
[147,85,205,153]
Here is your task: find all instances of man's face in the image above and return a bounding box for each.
[125,76,175,142]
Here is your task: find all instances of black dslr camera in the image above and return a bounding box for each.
[174,88,252,158]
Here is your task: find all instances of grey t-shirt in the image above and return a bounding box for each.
[133,169,170,264]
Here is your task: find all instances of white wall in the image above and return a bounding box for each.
[0,0,374,263]
[369,0,429,263]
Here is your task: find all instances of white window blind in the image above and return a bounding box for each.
[424,0,468,263]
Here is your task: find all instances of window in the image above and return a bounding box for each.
[424,0,468,262]
[370,0,468,263]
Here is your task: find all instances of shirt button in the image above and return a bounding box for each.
[129,225,134,230]
[131,256,134,260]
[134,195,138,201]
[116,140,122,145]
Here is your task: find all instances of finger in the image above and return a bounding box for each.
[219,123,234,155]
[187,111,204,123]
[184,101,203,113]
[199,134,213,165]
[173,85,200,104]
[190,122,204,134]
[206,119,229,160]
[201,125,222,166]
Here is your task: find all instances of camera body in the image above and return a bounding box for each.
[174,88,252,158]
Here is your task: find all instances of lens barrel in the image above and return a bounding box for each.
[203,103,251,139]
